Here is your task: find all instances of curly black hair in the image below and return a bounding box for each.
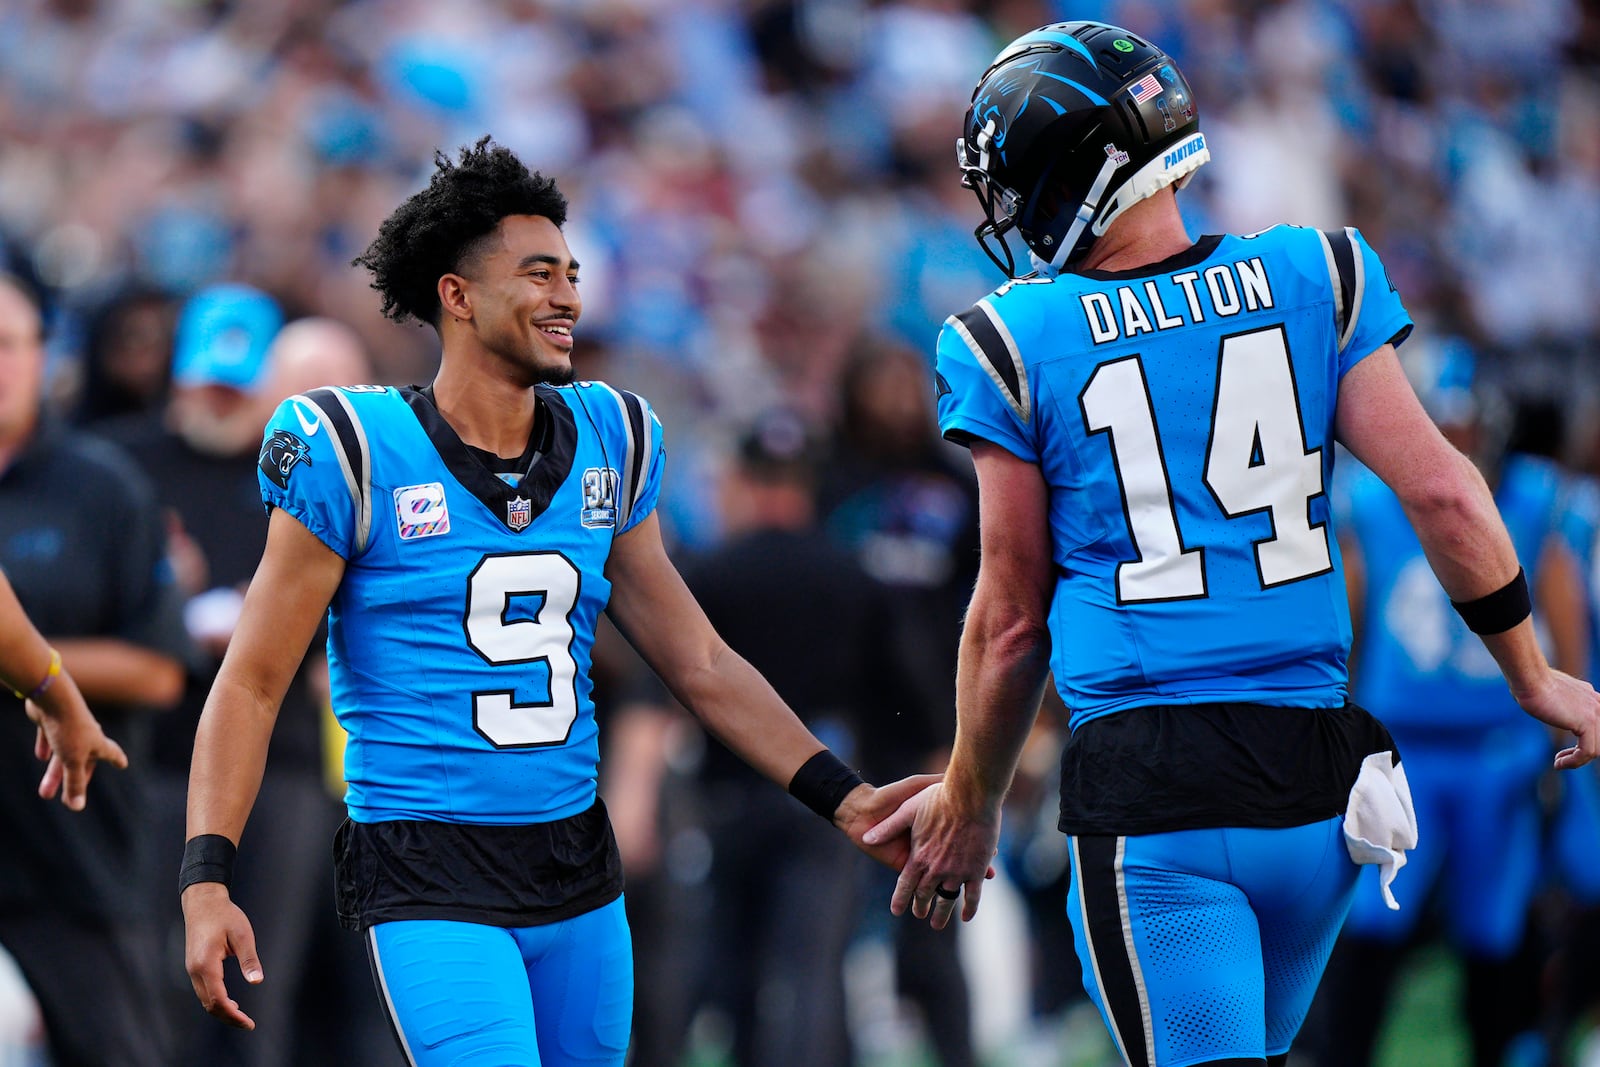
[352,137,567,327]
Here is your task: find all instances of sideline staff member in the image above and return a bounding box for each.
[0,272,188,1067]
[0,567,128,808]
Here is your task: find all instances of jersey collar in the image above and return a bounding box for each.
[402,384,578,532]
[1074,234,1225,281]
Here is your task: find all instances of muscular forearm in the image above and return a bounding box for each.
[1394,450,1553,692]
[53,638,184,708]
[1395,448,1520,602]
[945,599,1051,817]
[186,675,279,843]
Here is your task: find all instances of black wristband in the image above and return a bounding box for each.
[179,834,238,894]
[1451,567,1532,635]
[787,749,866,822]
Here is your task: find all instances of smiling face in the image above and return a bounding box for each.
[441,214,582,388]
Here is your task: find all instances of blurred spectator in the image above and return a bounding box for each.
[1553,405,1600,1060]
[0,272,188,1067]
[595,626,700,1067]
[72,285,177,428]
[253,315,373,427]
[676,408,935,1067]
[0,565,130,812]
[94,288,385,1067]
[0,0,1596,461]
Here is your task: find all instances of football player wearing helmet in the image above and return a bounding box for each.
[869,20,1600,1067]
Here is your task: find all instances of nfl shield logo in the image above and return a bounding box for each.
[507,496,532,531]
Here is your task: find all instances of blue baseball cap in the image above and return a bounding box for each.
[172,283,283,391]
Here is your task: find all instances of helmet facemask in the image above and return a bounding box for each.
[959,111,1119,279]
[957,120,1026,279]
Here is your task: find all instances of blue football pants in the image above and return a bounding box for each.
[365,897,633,1067]
[1067,817,1357,1067]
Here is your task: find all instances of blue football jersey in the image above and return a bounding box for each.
[257,382,665,825]
[1343,453,1564,733]
[936,227,1412,727]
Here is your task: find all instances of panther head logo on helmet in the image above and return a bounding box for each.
[957,21,1209,278]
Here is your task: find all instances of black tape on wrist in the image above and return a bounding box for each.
[179,834,238,893]
[1451,567,1532,635]
[787,749,865,822]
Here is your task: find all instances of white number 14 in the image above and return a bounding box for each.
[1080,326,1330,604]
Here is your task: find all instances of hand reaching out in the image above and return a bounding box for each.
[25,674,128,811]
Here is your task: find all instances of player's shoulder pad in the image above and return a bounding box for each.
[944,284,1044,424]
[567,381,662,532]
[262,385,391,556]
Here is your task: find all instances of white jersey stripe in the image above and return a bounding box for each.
[367,928,420,1067]
[326,387,374,554]
[1315,230,1347,348]
[1115,837,1157,1067]
[1340,226,1366,352]
[1071,836,1134,1067]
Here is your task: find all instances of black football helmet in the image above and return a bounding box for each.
[957,21,1209,277]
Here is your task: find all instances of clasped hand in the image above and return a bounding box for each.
[858,781,1001,930]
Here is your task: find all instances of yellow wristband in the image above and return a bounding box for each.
[12,648,61,703]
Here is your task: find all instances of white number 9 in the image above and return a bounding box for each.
[464,552,581,747]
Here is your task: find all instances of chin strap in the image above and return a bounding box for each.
[1043,131,1212,271]
[1046,155,1122,272]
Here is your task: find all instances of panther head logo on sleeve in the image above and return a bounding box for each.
[259,429,313,489]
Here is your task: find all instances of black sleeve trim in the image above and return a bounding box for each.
[949,302,1030,422]
[1317,228,1362,351]
[618,390,650,528]
[300,387,374,554]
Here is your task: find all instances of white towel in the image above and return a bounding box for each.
[1342,750,1418,911]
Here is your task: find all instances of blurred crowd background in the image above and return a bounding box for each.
[2,0,1600,1065]
[4,0,1597,531]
